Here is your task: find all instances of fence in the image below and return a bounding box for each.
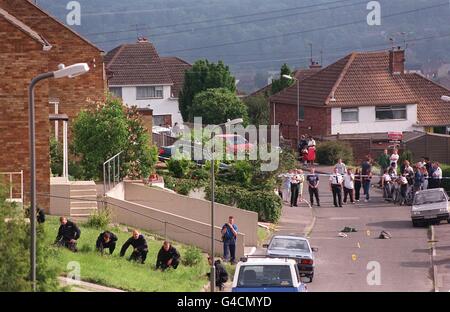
[0,170,24,205]
[103,152,123,196]
[405,133,450,164]
[152,132,177,148]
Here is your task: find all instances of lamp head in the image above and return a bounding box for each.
[53,63,90,79]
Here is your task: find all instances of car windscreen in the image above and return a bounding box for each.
[237,265,293,288]
[269,238,309,251]
[413,191,447,205]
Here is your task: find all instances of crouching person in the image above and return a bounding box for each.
[120,230,148,264]
[96,231,118,255]
[207,257,229,291]
[156,241,180,271]
[54,217,81,252]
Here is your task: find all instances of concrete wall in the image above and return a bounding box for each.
[331,105,420,135]
[105,195,245,258]
[124,182,258,246]
[49,179,70,216]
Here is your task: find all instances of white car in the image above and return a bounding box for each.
[411,188,450,227]
[231,257,307,292]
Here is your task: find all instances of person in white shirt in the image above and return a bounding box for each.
[381,169,393,200]
[278,171,292,203]
[329,168,344,207]
[343,168,355,204]
[335,158,347,175]
[308,136,316,147]
[430,162,443,189]
[390,149,399,170]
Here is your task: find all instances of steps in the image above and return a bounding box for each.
[69,182,98,220]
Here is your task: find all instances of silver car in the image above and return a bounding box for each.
[411,188,450,227]
[263,235,317,282]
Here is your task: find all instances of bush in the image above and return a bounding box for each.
[205,185,282,223]
[399,149,414,165]
[441,164,450,194]
[190,167,209,181]
[182,245,203,267]
[231,161,253,187]
[175,180,193,196]
[167,157,191,178]
[316,141,353,165]
[50,137,63,177]
[85,208,111,229]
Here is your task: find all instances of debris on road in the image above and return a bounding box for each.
[378,230,392,239]
[338,232,348,238]
[341,226,357,233]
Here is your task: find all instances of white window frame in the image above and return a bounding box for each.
[136,86,164,100]
[375,105,407,121]
[341,107,359,123]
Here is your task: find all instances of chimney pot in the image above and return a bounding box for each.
[389,49,405,74]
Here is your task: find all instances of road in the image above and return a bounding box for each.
[263,180,435,292]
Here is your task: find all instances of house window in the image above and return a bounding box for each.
[109,87,122,98]
[298,106,305,121]
[153,115,172,128]
[341,108,359,122]
[375,106,407,120]
[136,86,164,99]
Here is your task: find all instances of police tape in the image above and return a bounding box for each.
[278,172,450,180]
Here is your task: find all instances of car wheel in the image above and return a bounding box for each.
[412,220,420,227]
[309,274,314,282]
[447,218,450,224]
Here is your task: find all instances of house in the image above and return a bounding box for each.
[0,0,105,210]
[105,39,192,127]
[270,49,450,145]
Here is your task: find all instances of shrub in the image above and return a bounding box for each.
[85,208,111,229]
[316,141,353,165]
[182,245,203,267]
[205,185,282,223]
[190,167,209,181]
[231,161,253,187]
[167,157,191,178]
[441,164,450,194]
[175,180,193,196]
[50,137,63,177]
[399,149,414,165]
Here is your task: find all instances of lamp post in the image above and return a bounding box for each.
[209,117,243,292]
[282,74,300,147]
[29,63,89,291]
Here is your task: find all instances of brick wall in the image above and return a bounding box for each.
[0,18,50,210]
[270,101,331,145]
[1,0,106,138]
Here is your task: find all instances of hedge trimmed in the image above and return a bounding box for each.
[316,140,353,166]
[205,185,282,223]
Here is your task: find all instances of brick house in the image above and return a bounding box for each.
[105,39,192,127]
[270,49,450,147]
[0,0,105,211]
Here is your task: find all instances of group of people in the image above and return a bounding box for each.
[278,168,321,207]
[298,135,316,166]
[379,150,443,205]
[54,217,180,271]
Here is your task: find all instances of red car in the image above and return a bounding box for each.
[215,134,254,154]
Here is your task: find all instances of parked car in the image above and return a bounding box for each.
[263,235,317,282]
[232,256,308,292]
[411,188,450,227]
[215,134,254,155]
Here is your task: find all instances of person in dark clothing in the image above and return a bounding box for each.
[156,241,181,271]
[306,167,320,206]
[354,168,362,202]
[207,257,229,291]
[329,168,343,207]
[25,206,46,224]
[96,231,118,255]
[54,217,81,252]
[222,216,238,264]
[120,230,148,264]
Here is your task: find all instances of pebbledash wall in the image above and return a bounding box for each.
[0,16,50,209]
[113,85,183,126]
[331,105,421,135]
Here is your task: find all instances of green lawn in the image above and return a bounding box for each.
[44,216,209,292]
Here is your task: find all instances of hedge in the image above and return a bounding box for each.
[205,185,282,223]
[316,141,354,166]
[441,164,450,194]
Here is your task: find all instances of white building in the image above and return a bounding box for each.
[105,39,191,127]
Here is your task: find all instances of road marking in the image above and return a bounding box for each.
[352,254,357,261]
[357,242,361,248]
[366,230,371,236]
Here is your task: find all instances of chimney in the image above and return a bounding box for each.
[309,61,322,69]
[389,47,405,74]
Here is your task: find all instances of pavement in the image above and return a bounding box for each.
[431,224,450,292]
[58,277,125,292]
[254,165,435,292]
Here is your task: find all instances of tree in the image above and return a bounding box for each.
[0,185,58,291]
[72,96,158,180]
[50,137,63,177]
[190,88,248,125]
[243,94,269,126]
[179,60,236,122]
[271,63,294,95]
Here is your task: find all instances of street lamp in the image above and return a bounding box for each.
[209,117,243,292]
[442,95,450,102]
[28,63,89,291]
[282,74,300,147]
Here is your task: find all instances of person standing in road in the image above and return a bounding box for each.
[430,162,443,189]
[329,168,344,207]
[343,168,355,204]
[354,168,362,202]
[335,158,347,175]
[413,165,424,193]
[290,172,300,207]
[296,169,305,204]
[306,167,320,207]
[378,149,390,186]
[363,170,373,203]
[222,216,238,264]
